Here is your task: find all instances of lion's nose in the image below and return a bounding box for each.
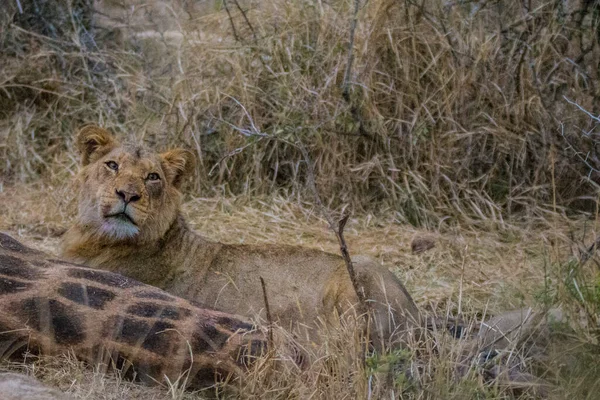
[116,189,141,204]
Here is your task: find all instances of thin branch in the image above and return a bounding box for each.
[232,0,258,42]
[563,98,600,269]
[337,214,368,312]
[208,137,265,176]
[341,0,362,101]
[222,93,263,135]
[260,276,274,348]
[579,238,600,267]
[223,0,241,42]
[564,96,600,123]
[223,0,259,44]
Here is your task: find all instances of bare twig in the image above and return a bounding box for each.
[208,137,265,176]
[233,0,258,42]
[337,214,368,312]
[341,0,362,101]
[564,96,600,123]
[260,276,274,348]
[339,0,370,137]
[223,0,241,42]
[579,236,600,269]
[561,98,600,183]
[560,123,600,176]
[223,0,258,44]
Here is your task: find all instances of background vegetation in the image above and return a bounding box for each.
[3,0,600,227]
[1,0,600,398]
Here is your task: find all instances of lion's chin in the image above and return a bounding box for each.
[100,217,140,240]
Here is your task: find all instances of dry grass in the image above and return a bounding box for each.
[0,354,204,400]
[2,0,600,224]
[1,0,600,398]
[0,183,576,313]
[1,185,599,398]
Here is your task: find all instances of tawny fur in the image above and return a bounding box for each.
[61,126,422,347]
[0,233,268,389]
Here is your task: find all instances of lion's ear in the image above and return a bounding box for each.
[160,149,196,189]
[76,125,118,165]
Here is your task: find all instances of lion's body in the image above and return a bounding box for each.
[62,126,422,346]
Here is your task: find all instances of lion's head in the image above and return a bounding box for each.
[73,125,195,243]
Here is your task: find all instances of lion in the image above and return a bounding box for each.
[61,125,422,348]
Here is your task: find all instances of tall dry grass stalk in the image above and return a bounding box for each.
[2,0,600,226]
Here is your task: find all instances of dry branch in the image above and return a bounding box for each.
[223,0,258,43]
[579,236,600,269]
[259,276,274,348]
[233,0,258,42]
[337,214,368,312]
[341,0,362,101]
[223,0,241,42]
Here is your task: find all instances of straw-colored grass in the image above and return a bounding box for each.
[2,0,600,224]
[1,185,599,398]
[1,0,600,398]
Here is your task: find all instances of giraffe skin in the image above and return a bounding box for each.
[0,232,271,390]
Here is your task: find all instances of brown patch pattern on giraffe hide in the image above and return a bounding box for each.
[237,339,267,368]
[58,282,116,310]
[215,316,254,333]
[0,278,33,294]
[102,315,181,357]
[126,302,192,320]
[11,297,86,346]
[191,324,231,353]
[0,233,279,390]
[0,234,43,255]
[0,254,43,280]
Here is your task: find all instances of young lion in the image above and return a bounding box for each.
[62,125,422,347]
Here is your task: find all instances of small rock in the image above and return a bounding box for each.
[0,373,72,400]
[411,235,436,254]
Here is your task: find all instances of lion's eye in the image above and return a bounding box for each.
[105,161,119,171]
[147,173,160,181]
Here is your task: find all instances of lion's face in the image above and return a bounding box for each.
[75,126,195,243]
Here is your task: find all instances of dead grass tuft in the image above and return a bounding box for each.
[2,0,600,225]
